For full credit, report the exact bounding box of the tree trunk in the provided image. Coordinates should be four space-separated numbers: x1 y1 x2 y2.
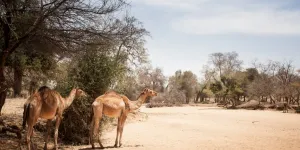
200 96 204 102
195 91 200 103
297 95 300 107
0 65 7 115
296 94 300 107
13 66 22 97
285 97 289 104
186 97 189 104
269 95 275 104
0 7 12 115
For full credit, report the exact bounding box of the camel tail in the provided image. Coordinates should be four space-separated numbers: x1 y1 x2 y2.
22 103 30 130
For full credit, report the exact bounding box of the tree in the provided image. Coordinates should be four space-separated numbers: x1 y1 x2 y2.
195 66 214 103
0 0 137 114
115 72 139 100
7 47 58 97
248 60 280 104
55 40 148 143
246 68 259 82
167 70 198 104
275 61 297 104
137 66 166 93
209 51 242 78
205 51 243 105
73 51 126 98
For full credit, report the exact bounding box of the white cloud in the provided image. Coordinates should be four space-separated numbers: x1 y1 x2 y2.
132 0 300 35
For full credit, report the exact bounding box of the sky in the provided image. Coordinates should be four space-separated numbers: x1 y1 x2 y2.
128 0 300 77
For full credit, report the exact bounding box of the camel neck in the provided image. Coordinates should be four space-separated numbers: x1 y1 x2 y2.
64 89 76 109
132 93 148 110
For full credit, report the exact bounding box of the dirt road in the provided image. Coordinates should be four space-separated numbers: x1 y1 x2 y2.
74 106 300 150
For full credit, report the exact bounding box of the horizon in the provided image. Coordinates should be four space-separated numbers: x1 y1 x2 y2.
129 0 300 78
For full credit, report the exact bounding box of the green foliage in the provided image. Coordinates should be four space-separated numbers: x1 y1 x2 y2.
55 49 129 144
9 50 57 72
168 70 198 103
71 50 127 98
114 74 139 100
246 68 259 82
210 80 223 94
181 71 198 100
59 96 93 144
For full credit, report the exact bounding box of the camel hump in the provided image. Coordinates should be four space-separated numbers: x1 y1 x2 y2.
38 86 51 98
38 86 50 92
38 86 51 97
103 90 123 99
37 86 57 106
104 90 118 95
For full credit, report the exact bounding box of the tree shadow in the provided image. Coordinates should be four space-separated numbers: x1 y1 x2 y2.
79 144 143 150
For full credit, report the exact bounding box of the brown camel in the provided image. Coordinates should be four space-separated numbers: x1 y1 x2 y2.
22 86 86 150
89 88 157 149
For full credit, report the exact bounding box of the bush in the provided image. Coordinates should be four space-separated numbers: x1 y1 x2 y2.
55 51 126 144
146 89 186 108
296 107 300 113
58 96 93 144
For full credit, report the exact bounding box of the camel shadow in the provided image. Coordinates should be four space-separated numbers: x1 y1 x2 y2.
79 145 143 150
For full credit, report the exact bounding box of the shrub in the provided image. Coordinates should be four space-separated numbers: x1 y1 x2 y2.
58 96 93 144
146 89 186 108
296 107 300 113
55 51 126 144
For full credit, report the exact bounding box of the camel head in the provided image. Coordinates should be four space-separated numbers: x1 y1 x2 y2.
74 88 87 97
142 88 158 97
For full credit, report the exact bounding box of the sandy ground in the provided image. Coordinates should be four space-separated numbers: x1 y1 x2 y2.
2 98 300 150
75 106 300 150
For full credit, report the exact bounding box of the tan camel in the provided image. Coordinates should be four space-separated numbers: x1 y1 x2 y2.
89 88 157 149
22 86 86 150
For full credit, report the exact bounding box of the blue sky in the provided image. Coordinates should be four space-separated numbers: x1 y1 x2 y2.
129 0 300 77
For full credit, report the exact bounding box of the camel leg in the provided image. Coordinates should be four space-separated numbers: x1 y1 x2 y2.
90 117 95 149
26 122 33 150
114 117 121 147
44 120 51 150
54 116 62 150
90 116 104 149
26 107 39 150
95 116 104 149
91 103 104 149
118 114 127 147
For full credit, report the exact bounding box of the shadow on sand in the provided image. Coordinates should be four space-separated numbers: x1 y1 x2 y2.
79 144 143 150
